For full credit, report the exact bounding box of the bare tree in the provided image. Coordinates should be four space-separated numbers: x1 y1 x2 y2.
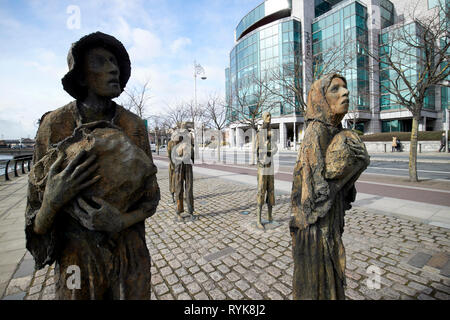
122 79 152 119
163 102 189 129
230 73 275 165
367 1 449 181
204 93 228 161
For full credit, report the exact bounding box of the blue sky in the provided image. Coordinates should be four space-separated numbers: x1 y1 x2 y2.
0 0 262 139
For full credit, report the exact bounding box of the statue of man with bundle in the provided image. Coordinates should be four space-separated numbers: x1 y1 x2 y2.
290 74 369 299
25 32 160 299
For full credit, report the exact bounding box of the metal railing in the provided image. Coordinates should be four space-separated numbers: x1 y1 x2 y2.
1 154 33 181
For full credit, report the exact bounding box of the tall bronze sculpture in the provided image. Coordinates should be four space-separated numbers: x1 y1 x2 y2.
167 129 176 203
290 74 369 300
25 32 160 299
172 125 196 221
255 112 278 230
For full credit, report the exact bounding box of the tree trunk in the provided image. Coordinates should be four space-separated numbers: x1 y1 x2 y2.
409 115 420 182
251 128 256 165
217 132 221 162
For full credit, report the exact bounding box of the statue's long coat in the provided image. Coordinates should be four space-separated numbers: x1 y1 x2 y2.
290 74 367 300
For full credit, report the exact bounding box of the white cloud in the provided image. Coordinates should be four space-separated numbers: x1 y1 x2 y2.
128 28 162 61
170 37 192 54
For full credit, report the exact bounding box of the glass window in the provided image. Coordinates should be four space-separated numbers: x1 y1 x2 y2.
344 18 351 30
312 22 319 33
428 0 440 9
356 2 365 18
343 5 350 18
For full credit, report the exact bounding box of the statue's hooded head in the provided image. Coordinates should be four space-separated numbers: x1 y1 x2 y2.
305 73 349 126
262 111 271 128
61 32 131 100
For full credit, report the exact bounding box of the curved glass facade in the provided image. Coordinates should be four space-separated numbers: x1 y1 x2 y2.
312 1 369 111
236 2 265 41
226 0 447 137
228 18 302 120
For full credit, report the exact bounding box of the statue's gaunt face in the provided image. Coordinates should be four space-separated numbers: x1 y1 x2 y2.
262 112 271 127
83 47 121 98
325 77 349 116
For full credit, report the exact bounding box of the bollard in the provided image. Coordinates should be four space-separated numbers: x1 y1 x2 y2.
384 143 386 153
419 143 422 153
5 160 11 181
14 160 18 177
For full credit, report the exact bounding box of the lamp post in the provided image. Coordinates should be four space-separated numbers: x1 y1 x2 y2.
194 60 207 161
445 107 449 153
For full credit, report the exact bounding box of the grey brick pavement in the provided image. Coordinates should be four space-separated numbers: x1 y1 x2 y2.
1 168 449 300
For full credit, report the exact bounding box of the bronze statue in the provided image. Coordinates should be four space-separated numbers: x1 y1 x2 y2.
167 129 176 203
255 112 278 230
290 74 369 300
172 125 196 221
25 32 160 299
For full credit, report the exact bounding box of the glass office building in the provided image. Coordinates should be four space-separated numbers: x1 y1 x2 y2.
226 0 449 148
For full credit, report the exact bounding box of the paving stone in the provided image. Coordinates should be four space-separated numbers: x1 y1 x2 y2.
6 276 31 296
227 288 243 300
165 274 179 286
13 259 34 279
194 292 210 300
209 289 226 300
417 293 435 300
434 291 450 300
235 279 250 291
28 284 42 296
177 292 191 300
186 282 202 295
266 291 283 300
408 252 432 268
2 291 26 300
194 272 209 284
430 282 450 295
407 282 433 295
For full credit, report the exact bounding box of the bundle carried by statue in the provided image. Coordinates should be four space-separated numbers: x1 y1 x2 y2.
29 121 156 214
324 129 369 180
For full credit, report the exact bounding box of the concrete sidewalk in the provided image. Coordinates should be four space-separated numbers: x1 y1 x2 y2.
154 160 450 230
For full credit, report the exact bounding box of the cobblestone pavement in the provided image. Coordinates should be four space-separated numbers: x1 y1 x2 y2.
1 168 450 300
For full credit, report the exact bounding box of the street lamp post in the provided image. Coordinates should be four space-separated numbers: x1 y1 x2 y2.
445 107 449 153
194 60 207 161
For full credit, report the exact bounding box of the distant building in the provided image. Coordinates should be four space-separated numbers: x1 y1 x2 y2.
225 0 449 149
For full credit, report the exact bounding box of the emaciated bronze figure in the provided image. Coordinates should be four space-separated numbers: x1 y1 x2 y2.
255 112 278 230
167 128 176 203
290 74 369 299
25 32 160 299
172 125 196 221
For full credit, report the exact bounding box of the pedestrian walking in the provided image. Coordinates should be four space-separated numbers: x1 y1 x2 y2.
439 132 447 152
392 136 397 152
396 137 401 152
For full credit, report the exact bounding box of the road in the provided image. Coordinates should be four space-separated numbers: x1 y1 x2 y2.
154 148 450 208
157 149 450 181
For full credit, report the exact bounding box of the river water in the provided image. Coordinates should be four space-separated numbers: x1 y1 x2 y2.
0 154 14 174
